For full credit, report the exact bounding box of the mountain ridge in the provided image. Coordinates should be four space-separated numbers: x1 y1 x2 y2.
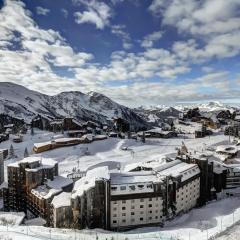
0 82 147 129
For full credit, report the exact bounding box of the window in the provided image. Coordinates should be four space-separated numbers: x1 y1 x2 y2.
155 210 158 213
122 200 126 204
113 207 117 211
156 197 158 200
122 213 126 216
149 210 152 214
113 220 117 224
155 216 158 219
140 199 144 202
131 199 135 203
113 214 117 217
140 218 143 221
111 187 117 191
122 219 126 223
148 204 152 208
122 207 126 210
138 184 144 189
147 184 153 189
131 206 135 209
113 201 117 204
140 205 144 208
131 212 135 215
129 185 136 191
149 198 152 201
120 186 126 191
149 217 152 220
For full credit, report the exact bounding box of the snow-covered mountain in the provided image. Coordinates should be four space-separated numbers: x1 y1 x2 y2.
0 82 147 129
134 106 181 124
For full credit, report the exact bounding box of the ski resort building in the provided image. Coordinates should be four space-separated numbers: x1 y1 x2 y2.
4 156 58 212
28 176 73 225
0 149 8 185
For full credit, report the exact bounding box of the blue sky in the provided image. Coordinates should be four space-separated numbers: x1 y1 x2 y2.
0 0 240 107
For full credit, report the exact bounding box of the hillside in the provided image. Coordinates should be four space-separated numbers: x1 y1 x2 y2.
0 82 147 129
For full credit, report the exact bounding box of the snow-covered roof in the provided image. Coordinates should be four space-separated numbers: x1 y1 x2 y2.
81 134 93 141
124 157 167 172
33 141 51 148
110 171 161 185
31 185 62 200
31 176 72 200
72 166 110 199
46 176 73 190
8 156 57 170
51 192 71 208
154 160 200 182
216 145 238 154
4 124 14 128
94 135 107 140
54 138 81 143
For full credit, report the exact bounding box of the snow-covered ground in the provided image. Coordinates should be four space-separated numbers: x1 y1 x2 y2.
1 128 229 180
1 128 240 240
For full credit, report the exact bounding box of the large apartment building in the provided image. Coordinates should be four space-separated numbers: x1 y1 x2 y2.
3 156 201 230
64 160 200 230
3 156 58 212
110 171 164 229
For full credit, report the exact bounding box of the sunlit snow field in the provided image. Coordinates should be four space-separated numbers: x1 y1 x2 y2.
1 128 240 240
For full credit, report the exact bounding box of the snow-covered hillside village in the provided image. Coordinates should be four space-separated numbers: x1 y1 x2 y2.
0 83 240 240
1 0 240 240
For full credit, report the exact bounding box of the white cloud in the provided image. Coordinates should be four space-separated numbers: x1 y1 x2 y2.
149 0 240 37
61 9 68 18
111 25 132 49
74 0 112 29
36 6 50 16
141 31 163 48
0 0 239 106
149 0 240 63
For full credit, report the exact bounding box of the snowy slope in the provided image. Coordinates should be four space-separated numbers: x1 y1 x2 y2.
134 106 181 124
0 82 147 128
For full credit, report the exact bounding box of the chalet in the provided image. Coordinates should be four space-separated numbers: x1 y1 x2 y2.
67 130 87 138
63 118 83 131
12 134 23 143
216 110 233 124
185 108 201 119
224 123 240 137
195 124 213 138
31 114 51 130
108 132 118 138
0 133 9 143
113 117 130 133
0 114 25 134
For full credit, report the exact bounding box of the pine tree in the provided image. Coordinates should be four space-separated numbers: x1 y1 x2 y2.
24 147 29 158
142 131 145 143
31 127 34 136
9 144 15 158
